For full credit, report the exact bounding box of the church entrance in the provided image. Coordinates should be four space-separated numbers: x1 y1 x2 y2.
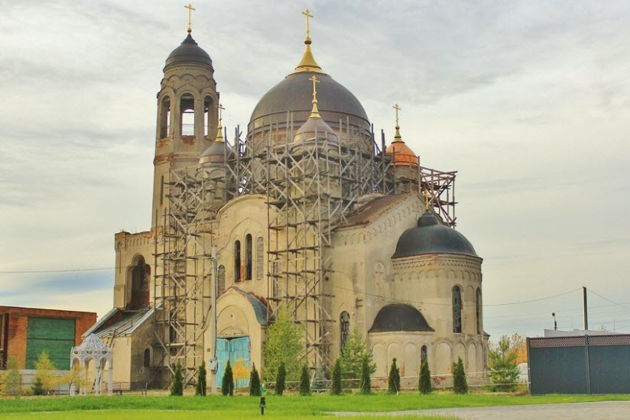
216 336 251 388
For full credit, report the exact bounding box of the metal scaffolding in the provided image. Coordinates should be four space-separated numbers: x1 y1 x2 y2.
420 166 457 227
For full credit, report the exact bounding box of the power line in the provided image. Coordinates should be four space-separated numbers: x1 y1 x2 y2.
588 288 630 313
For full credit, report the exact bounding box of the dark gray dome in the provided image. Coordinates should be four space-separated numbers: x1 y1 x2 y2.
392 212 478 258
164 34 213 71
249 72 368 130
369 304 434 333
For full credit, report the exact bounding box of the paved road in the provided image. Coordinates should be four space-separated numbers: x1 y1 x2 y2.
335 401 630 419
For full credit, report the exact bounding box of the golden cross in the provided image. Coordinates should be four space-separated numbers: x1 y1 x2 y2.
393 103 401 127
422 189 432 208
185 3 196 33
302 8 314 40
309 75 320 99
218 103 225 122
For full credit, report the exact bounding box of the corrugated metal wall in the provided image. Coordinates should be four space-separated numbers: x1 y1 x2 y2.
528 334 630 394
26 317 75 369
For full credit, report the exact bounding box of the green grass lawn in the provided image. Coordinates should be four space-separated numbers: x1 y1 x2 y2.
1 392 629 419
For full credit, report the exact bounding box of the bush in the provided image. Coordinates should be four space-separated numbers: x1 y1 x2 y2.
330 359 342 395
31 377 44 396
249 364 261 396
359 358 371 394
195 361 206 396
419 358 432 394
275 362 286 396
453 357 468 394
170 363 183 396
221 360 234 396
34 352 56 395
339 330 376 386
5 357 22 397
388 358 400 394
488 335 521 391
299 365 310 396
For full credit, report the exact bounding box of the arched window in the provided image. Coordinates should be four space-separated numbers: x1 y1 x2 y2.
476 288 482 334
180 93 195 136
130 256 149 309
143 348 151 368
159 96 171 138
452 286 462 333
234 240 241 282
340 311 350 351
421 345 428 366
256 237 264 280
217 265 226 295
245 234 253 280
203 96 213 137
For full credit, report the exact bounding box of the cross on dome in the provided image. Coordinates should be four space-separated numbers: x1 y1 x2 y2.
185 3 196 33
302 8 314 41
308 75 321 118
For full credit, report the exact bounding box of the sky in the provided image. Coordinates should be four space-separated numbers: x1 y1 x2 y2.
1 0 630 338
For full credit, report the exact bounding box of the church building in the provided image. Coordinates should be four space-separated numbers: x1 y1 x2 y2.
86 8 488 390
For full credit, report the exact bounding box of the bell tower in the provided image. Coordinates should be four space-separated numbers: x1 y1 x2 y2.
152 10 219 228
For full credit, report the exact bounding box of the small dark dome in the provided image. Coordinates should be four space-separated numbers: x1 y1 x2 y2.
369 304 434 333
164 34 213 71
293 116 337 143
392 212 478 258
199 140 232 166
249 72 368 131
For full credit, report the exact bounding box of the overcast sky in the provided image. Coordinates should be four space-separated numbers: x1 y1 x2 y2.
1 0 629 338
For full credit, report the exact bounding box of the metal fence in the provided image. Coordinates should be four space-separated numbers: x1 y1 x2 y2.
527 334 630 394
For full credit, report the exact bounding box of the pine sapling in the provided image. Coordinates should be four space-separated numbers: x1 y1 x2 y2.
275 362 286 396
299 365 310 396
249 364 261 396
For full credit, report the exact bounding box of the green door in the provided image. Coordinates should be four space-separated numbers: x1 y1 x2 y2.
26 317 75 369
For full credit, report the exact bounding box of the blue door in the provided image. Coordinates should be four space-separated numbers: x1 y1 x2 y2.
216 336 251 388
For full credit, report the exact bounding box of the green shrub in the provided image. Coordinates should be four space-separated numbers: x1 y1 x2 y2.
275 362 286 396
31 377 44 396
221 360 234 396
249 364 261 396
195 361 206 396
388 358 400 394
330 359 342 395
453 357 468 394
359 358 371 394
419 358 432 394
299 365 310 396
488 335 520 391
263 306 303 384
170 363 183 396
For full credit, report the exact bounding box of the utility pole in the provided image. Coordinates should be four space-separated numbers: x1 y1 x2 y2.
552 312 558 331
583 286 589 331
209 245 219 394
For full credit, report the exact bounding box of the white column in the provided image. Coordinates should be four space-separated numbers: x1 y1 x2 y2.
107 357 113 395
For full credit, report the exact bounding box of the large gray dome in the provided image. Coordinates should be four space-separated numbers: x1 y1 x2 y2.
248 72 369 132
392 212 478 258
164 34 213 71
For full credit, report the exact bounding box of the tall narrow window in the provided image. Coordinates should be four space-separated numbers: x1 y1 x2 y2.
476 288 482 334
143 348 151 368
245 234 253 280
421 345 428 366
234 240 241 282
203 96 212 137
159 96 171 138
160 175 164 205
256 237 264 280
340 311 350 351
217 265 226 294
452 286 462 333
130 256 149 309
180 93 195 136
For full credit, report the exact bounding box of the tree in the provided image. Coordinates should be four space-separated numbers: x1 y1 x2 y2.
299 365 310 396
388 358 400 394
5 357 22 397
59 363 87 395
33 352 56 395
419 358 432 394
31 377 44 396
339 330 376 386
488 335 521 391
249 364 261 396
359 358 371 394
263 306 303 383
275 362 286 395
170 363 183 396
222 360 234 396
195 361 207 396
330 358 342 395
452 357 468 394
